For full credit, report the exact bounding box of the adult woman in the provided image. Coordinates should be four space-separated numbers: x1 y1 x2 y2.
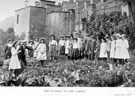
36 39 47 66
49 35 58 60
121 34 130 62
9 41 21 76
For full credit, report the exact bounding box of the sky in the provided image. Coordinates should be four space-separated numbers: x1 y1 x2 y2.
0 0 67 21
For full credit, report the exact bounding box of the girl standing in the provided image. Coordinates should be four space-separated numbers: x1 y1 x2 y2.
68 35 74 60
36 39 47 66
9 41 21 77
99 39 107 60
106 37 111 61
65 36 70 58
49 35 58 60
58 36 65 57
72 38 79 60
33 38 39 58
121 34 130 63
76 34 82 59
110 36 116 63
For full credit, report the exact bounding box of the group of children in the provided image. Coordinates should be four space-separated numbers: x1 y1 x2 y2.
5 33 129 67
99 33 130 64
31 34 86 65
26 33 130 65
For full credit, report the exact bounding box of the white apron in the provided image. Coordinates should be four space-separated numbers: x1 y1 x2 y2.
9 47 21 70
36 44 47 60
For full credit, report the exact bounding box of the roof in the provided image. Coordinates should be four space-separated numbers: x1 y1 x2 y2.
46 4 60 7
40 0 55 3
62 1 76 10
48 11 70 14
75 0 100 4
15 6 46 12
96 0 114 7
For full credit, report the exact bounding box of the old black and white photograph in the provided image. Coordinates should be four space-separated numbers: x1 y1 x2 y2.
0 0 135 96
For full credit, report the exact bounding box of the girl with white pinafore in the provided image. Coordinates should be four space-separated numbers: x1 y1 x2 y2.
65 36 70 57
114 35 123 59
121 35 130 60
9 41 21 76
110 36 116 59
36 39 47 66
99 39 107 59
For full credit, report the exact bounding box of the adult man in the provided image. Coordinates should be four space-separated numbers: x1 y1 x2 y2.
17 41 33 66
85 36 96 60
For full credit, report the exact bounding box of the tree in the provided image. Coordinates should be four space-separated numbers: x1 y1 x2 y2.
6 28 15 41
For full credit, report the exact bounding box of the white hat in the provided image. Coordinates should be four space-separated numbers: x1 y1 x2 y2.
116 33 121 37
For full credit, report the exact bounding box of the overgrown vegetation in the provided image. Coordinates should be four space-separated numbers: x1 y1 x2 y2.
86 11 135 49
0 58 135 87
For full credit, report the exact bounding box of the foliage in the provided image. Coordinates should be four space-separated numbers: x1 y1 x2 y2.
1 58 135 87
86 11 135 49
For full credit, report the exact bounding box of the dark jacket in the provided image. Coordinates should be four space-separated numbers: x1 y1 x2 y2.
18 45 33 60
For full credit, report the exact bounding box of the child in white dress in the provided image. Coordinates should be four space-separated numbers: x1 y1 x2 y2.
110 36 116 63
36 39 47 66
121 35 130 61
99 39 107 59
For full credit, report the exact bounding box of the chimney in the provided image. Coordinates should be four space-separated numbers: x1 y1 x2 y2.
35 1 41 7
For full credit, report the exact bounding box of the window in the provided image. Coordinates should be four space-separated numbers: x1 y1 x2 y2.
17 14 19 24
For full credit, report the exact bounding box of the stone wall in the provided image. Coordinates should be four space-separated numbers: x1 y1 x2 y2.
14 7 31 40
95 0 121 14
29 7 46 40
14 6 46 40
46 11 70 38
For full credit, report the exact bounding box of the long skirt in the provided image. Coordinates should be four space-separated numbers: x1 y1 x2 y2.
72 48 79 60
79 47 85 58
68 47 73 57
49 45 57 57
59 46 65 55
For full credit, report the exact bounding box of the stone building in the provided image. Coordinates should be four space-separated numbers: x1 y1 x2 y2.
14 0 135 40
14 0 71 40
14 6 46 40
